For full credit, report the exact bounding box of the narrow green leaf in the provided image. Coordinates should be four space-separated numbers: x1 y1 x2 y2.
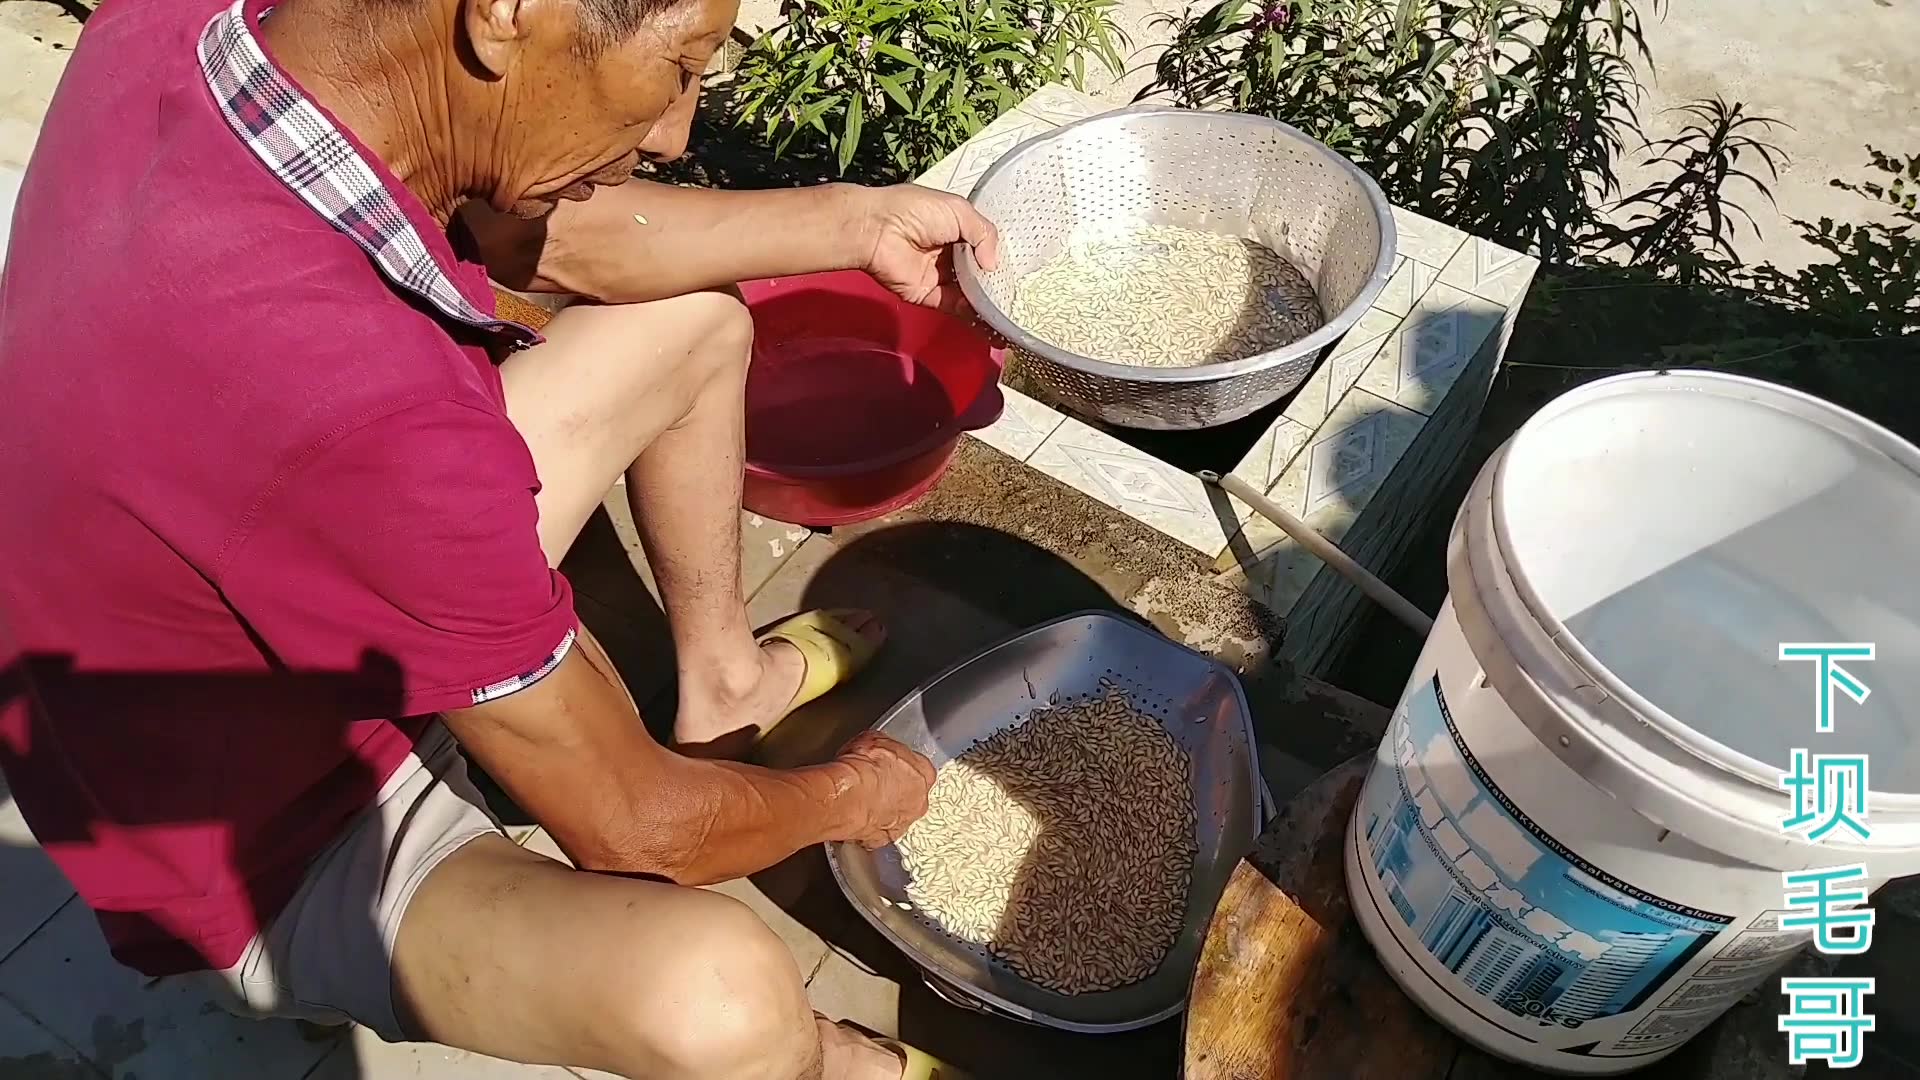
796 93 842 132
875 72 916 111
804 43 838 74
872 41 921 65
838 95 864 173
917 67 951 112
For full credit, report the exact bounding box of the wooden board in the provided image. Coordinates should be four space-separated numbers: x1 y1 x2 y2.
1183 753 1458 1080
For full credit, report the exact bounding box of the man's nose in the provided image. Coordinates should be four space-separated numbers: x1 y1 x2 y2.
640 81 700 162
640 118 692 163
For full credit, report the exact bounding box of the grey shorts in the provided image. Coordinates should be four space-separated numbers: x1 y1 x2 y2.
182 723 502 1041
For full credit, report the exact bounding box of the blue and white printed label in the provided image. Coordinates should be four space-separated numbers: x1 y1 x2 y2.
1358 674 1738 1058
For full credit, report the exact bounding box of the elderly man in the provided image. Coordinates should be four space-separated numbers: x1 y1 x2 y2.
0 0 1000 1072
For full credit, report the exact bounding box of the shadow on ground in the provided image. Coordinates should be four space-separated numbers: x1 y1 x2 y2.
0 652 385 1078
748 520 1182 1078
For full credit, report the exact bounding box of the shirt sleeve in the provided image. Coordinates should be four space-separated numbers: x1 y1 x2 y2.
217 398 577 718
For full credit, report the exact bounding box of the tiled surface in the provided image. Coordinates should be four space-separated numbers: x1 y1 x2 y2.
1028 417 1230 554
1372 256 1441 317
741 511 816 600
917 84 1535 674
597 486 814 604
0 900 337 1080
1389 204 1470 269
1228 389 1428 613
1438 235 1540 308
0 165 21 263
1355 283 1506 417
971 383 1066 462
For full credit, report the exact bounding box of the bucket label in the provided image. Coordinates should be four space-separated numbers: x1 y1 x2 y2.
1358 674 1736 1056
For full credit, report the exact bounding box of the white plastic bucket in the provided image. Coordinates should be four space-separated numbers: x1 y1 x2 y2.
1344 370 1920 1073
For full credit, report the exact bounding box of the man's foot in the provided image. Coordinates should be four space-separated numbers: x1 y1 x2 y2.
820 1017 968 1079
673 609 886 757
674 637 808 754
818 1017 909 1080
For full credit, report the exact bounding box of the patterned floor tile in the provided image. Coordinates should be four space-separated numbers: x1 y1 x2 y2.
1279 306 1401 432
1372 256 1442 317
1235 389 1427 612
950 121 1053 196
1438 236 1539 307
1027 418 1230 553
0 901 335 1080
518 825 571 865
1389 205 1469 269
1355 283 1505 416
967 383 1065 462
1225 415 1314 516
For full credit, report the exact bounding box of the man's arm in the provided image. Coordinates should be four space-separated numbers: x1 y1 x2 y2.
462 182 872 304
443 627 932 883
458 180 996 308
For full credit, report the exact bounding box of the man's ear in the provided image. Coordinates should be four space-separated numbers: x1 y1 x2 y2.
465 0 533 78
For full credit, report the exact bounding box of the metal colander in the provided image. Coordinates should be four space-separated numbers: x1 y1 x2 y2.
826 611 1264 1033
955 107 1397 430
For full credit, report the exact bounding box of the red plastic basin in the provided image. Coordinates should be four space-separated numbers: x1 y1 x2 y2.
740 269 1004 527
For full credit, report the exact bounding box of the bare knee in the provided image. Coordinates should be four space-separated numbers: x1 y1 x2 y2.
672 287 754 385
628 287 753 427
606 890 817 1080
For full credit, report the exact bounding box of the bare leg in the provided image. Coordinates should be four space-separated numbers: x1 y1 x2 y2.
612 306 804 752
390 835 903 1079
500 292 878 754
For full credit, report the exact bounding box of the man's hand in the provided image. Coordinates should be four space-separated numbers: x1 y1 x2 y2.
833 730 937 848
856 185 1002 316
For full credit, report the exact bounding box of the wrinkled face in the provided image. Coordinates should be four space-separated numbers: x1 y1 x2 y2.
465 0 737 217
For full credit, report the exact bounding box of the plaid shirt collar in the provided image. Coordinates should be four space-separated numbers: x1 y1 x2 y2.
196 0 536 342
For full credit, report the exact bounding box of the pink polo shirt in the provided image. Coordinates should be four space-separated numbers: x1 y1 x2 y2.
0 0 576 974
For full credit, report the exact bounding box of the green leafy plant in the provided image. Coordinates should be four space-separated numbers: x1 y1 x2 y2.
1507 146 1919 427
1594 97 1787 285
1749 147 1920 338
1146 0 1657 264
729 0 1125 181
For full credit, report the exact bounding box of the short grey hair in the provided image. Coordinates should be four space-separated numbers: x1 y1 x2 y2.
571 0 683 56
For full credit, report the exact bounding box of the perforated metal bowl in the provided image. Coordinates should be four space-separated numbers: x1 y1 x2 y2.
955 107 1397 430
826 611 1263 1033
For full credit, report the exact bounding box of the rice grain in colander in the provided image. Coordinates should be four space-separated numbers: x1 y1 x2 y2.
1009 224 1324 370
895 682 1198 995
